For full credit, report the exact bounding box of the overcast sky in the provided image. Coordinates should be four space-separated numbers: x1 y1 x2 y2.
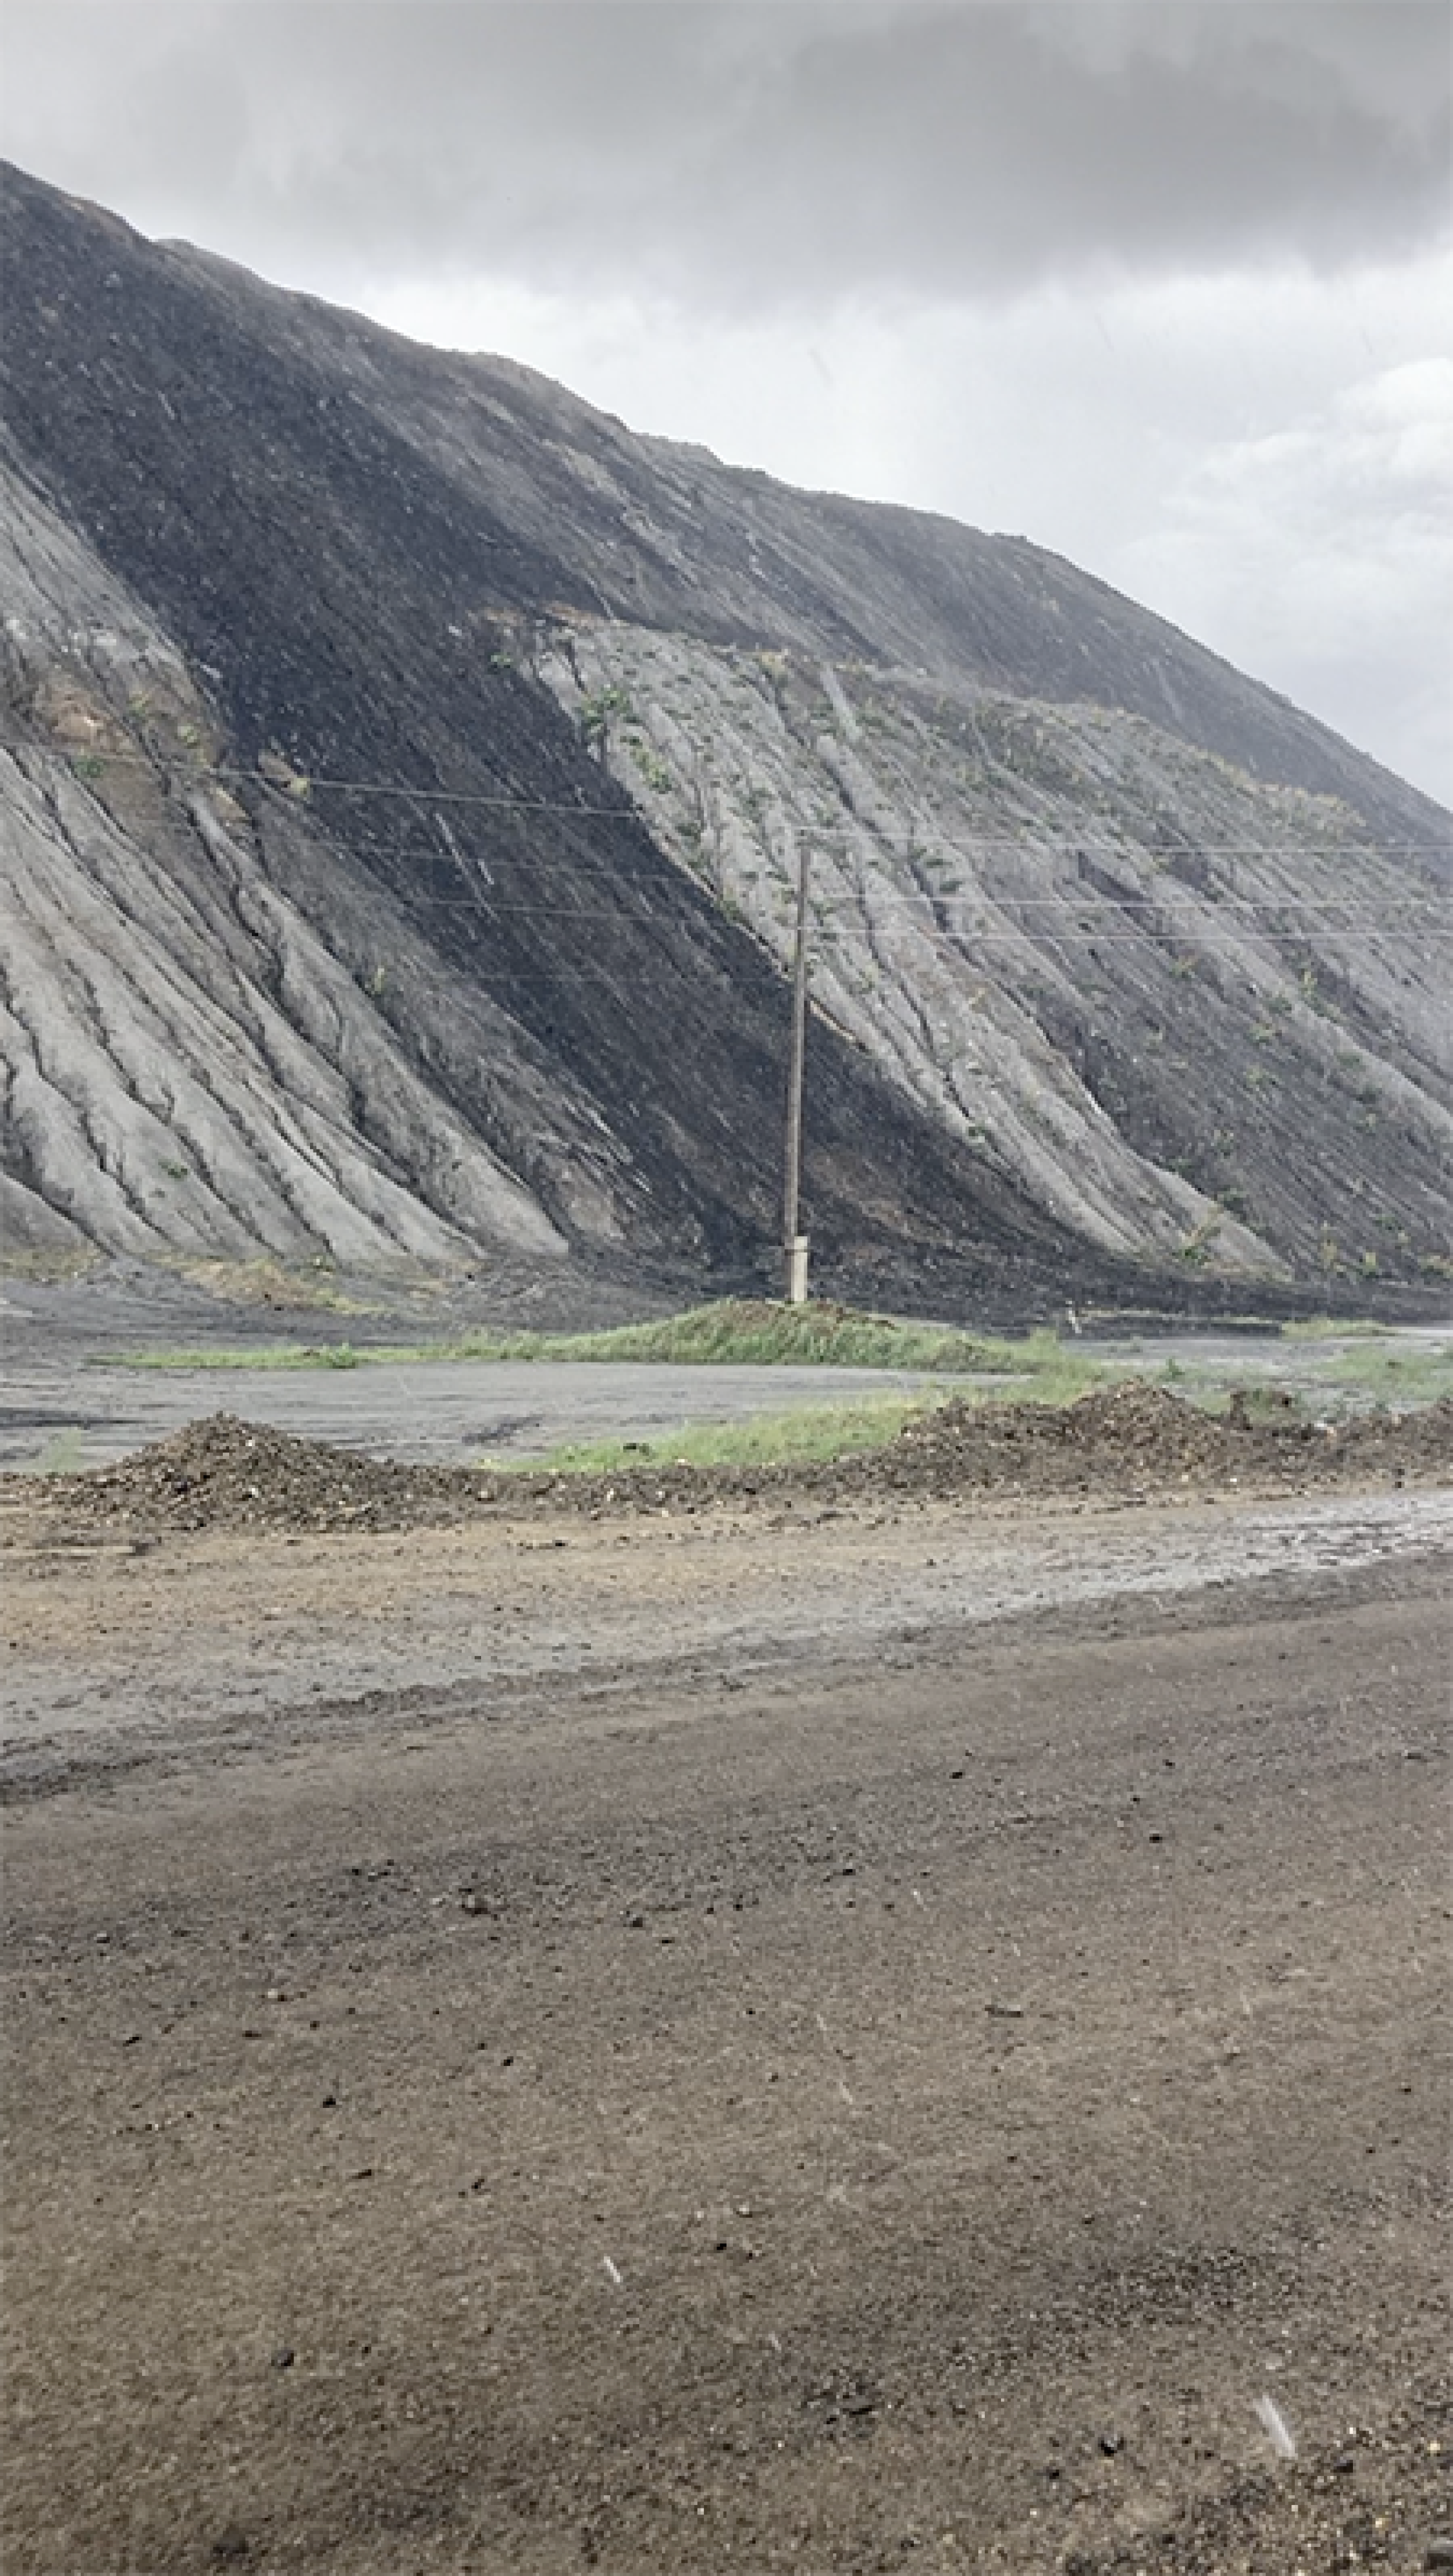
4 1 1449 801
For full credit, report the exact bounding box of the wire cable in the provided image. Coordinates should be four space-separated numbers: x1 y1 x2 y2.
13 738 1449 862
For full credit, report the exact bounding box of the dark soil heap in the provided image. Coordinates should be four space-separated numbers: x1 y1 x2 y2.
23 1389 1453 1538
62 1413 487 1534
886 1381 1453 1497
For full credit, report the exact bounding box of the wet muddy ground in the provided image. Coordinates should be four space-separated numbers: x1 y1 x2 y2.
2 1419 1449 2574
0 1272 956 1480
2 1264 1448 1477
0 1351 949 1476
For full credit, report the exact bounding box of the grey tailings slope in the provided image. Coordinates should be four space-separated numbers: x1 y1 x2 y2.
1 160 1448 1298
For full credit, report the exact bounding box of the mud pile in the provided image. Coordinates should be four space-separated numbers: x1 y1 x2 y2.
47 1413 498 1535
879 1381 1453 1498
23 1387 1453 1537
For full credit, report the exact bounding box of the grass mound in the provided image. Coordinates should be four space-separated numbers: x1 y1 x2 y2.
108 1299 1088 1380
506 1299 1020 1370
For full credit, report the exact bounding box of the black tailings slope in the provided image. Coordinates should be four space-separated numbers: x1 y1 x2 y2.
1 161 1134 1301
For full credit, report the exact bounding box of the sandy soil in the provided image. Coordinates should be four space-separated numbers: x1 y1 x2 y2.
2 1470 1450 2575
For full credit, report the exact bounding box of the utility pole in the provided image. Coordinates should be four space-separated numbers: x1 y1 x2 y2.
782 828 811 1304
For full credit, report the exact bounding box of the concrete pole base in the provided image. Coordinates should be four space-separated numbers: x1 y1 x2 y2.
784 1236 810 1306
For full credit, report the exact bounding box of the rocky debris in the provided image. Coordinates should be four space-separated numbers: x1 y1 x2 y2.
15 1387 1451 1539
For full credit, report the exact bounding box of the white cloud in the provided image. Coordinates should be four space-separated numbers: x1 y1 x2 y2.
4 1 1448 303
363 247 1453 802
1115 336 1453 803
4 4 1448 802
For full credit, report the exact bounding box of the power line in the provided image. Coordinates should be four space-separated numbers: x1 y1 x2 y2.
12 740 1449 862
301 896 1452 927
15 740 1449 941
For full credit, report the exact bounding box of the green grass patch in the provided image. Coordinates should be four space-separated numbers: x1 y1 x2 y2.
28 1428 88 1475
101 1300 1090 1379
1279 1315 1390 1341
488 1363 1110 1478
106 1340 367 1371
166 1255 376 1316
1328 1340 1453 1407
0 1248 101 1284
1166 1327 1452 1416
1154 1339 1453 1419
500 1299 1022 1370
994 1346 1107 1407
486 1394 937 1475
1155 1358 1289 1406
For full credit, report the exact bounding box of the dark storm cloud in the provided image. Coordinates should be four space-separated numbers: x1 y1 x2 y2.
5 1 1449 308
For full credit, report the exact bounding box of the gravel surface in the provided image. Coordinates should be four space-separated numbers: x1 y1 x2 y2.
2 1399 1448 2574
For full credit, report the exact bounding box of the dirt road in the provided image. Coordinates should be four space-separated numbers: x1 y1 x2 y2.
2 1477 1449 2574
